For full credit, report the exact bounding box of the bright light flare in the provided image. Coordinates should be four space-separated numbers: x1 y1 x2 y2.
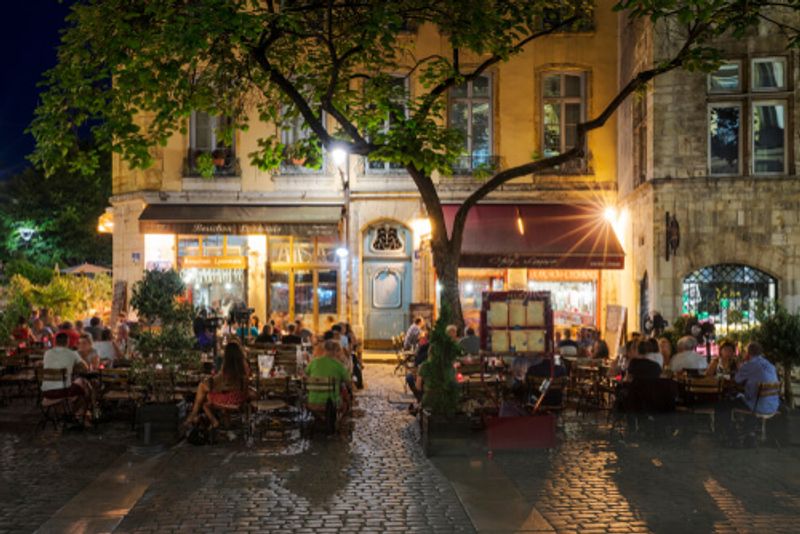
331 147 348 167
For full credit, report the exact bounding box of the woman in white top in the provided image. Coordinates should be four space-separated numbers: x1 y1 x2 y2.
94 328 120 364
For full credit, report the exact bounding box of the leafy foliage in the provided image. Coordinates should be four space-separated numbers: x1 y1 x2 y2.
2 259 55 286
420 304 462 417
752 305 800 402
130 269 188 326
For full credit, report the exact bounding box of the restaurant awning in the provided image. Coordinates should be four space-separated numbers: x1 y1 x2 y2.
139 204 342 237
442 203 624 269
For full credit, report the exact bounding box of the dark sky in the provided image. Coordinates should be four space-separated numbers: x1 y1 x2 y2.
1 2 71 179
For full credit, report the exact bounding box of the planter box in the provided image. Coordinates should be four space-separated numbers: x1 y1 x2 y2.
485 414 556 450
136 403 180 445
420 410 481 457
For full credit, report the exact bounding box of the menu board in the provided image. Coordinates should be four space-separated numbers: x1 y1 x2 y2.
480 291 553 355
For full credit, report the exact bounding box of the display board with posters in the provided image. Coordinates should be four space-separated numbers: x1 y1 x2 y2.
479 291 553 355
604 305 627 356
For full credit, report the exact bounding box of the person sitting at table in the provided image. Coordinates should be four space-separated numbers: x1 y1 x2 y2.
255 324 278 344
591 339 610 360
86 316 104 341
657 337 673 369
406 335 430 402
77 334 100 371
557 329 579 355
626 339 662 382
94 328 119 366
42 332 92 426
706 340 738 377
58 322 81 350
640 337 664 369
31 319 53 345
281 323 303 345
11 316 35 344
403 317 424 351
669 336 707 375
185 342 250 429
305 339 352 414
458 327 480 355
296 320 314 344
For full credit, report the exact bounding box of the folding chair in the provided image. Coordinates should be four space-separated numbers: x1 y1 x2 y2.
98 368 137 426
732 381 781 442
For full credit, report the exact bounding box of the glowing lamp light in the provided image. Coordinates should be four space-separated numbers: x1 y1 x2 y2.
224 283 232 291
331 147 348 167
97 209 114 234
515 207 525 235
335 247 349 259
603 206 618 223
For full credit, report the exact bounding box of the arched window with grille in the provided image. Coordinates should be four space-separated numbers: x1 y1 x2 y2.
681 263 777 328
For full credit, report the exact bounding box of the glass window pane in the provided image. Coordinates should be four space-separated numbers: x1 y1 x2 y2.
565 125 577 149
293 238 314 263
178 237 200 257
709 106 740 175
753 59 785 90
471 102 490 156
450 102 469 152
316 238 338 263
225 235 246 256
709 63 740 93
193 112 212 151
565 103 581 124
294 270 314 314
269 237 291 263
472 76 490 98
317 270 338 314
543 103 561 156
451 82 468 98
543 75 561 97
269 271 289 313
202 235 224 257
753 103 785 173
564 75 582 98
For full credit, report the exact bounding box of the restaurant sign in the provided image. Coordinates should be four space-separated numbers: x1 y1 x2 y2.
140 221 339 237
461 253 624 270
180 256 248 269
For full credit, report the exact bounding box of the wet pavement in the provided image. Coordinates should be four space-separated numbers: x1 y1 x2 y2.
3 362 800 533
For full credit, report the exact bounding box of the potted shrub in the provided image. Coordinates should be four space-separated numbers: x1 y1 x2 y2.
419 305 475 456
753 305 800 407
211 148 227 167
130 269 198 445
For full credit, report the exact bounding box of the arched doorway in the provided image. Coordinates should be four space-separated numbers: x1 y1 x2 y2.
681 263 777 329
362 222 413 347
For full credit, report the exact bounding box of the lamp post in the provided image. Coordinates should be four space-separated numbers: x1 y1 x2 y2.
332 147 351 322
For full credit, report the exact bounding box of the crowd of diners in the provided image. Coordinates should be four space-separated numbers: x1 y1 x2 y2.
400 317 780 441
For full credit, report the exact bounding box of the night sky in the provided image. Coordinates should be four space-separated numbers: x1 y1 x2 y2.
1 1 70 179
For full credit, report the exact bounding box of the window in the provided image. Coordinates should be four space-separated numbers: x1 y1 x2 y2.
708 104 741 175
449 75 493 172
367 77 407 172
542 73 585 158
682 264 777 329
189 112 236 176
753 101 787 173
707 57 790 176
280 109 324 173
708 62 741 93
752 58 786 91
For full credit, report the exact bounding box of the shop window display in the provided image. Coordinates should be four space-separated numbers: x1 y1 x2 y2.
527 280 596 327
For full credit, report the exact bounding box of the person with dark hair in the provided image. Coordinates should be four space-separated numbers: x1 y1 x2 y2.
185 342 250 429
295 320 313 343
639 337 664 369
255 324 278 344
58 321 80 349
627 338 663 380
592 339 610 359
86 317 104 341
43 332 91 424
403 317 424 351
11 316 34 343
94 328 119 364
706 341 738 377
77 334 100 371
281 323 302 345
459 327 480 355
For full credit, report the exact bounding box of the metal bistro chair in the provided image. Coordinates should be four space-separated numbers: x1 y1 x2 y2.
37 368 76 431
0 353 37 404
98 367 138 426
732 381 782 442
304 376 339 435
253 376 299 440
677 376 723 433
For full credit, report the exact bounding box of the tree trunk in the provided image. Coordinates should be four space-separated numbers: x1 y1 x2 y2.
431 237 464 330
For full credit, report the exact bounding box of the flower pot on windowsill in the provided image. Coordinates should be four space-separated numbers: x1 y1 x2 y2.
290 157 307 166
212 158 226 167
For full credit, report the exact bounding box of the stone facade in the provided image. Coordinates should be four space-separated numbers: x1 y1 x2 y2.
617 12 800 332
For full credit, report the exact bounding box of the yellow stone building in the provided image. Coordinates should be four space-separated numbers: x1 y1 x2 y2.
111 1 626 346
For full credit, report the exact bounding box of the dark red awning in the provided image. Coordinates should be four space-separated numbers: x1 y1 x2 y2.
442 203 624 269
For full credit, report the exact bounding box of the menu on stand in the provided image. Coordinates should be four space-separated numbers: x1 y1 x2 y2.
480 291 553 356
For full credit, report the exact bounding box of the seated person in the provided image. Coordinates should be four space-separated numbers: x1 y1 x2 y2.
405 337 430 401
591 339 610 360
639 337 665 369
669 336 708 374
734 341 779 415
12 316 34 344
94 328 120 365
557 329 579 356
255 324 278 344
626 339 663 382
281 323 303 345
58 322 81 349
42 333 91 424
305 339 352 412
185 342 250 429
458 327 480 355
706 341 738 377
77 334 101 371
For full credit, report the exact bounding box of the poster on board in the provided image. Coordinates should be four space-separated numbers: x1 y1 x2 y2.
604 305 627 355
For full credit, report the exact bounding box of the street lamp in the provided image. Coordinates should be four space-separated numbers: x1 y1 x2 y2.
18 227 35 242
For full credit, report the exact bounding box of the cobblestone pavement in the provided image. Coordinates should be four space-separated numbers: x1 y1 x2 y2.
492 416 800 533
0 402 130 533
114 364 475 533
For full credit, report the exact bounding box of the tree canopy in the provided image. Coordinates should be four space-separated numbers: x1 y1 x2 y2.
30 0 800 321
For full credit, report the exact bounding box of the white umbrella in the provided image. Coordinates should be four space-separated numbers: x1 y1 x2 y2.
61 262 112 276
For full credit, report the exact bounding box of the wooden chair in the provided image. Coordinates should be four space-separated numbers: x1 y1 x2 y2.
677 376 722 432
304 376 339 434
0 354 37 404
37 368 76 430
206 378 253 444
253 376 299 439
98 368 138 425
732 382 781 442
274 351 300 377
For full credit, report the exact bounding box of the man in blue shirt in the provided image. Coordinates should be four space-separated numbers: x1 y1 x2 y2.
735 341 779 414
